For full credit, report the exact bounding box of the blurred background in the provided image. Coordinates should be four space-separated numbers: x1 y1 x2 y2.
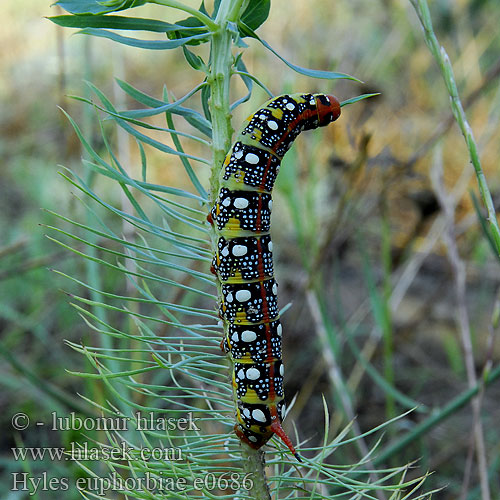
1 0 499 498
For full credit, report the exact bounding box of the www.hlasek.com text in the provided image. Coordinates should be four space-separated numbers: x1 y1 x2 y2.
12 442 182 462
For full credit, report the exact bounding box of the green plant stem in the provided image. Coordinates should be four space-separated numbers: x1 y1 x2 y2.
373 362 500 465
381 195 395 424
207 1 271 499
0 342 95 417
410 0 500 258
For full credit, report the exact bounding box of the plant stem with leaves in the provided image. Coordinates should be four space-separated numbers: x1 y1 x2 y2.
409 0 500 257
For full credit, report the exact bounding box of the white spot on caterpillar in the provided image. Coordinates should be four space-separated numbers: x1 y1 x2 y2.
234 150 243 159
233 197 249 209
241 330 257 342
245 153 259 164
272 283 278 295
221 246 229 257
286 102 295 110
267 120 278 130
252 409 267 422
222 197 231 207
237 368 245 380
235 290 251 302
268 241 273 252
231 332 239 342
277 324 282 337
243 408 251 417
246 367 260 380
259 114 266 120
268 200 273 211
232 245 248 257
226 292 233 303
248 435 258 442
279 364 284 376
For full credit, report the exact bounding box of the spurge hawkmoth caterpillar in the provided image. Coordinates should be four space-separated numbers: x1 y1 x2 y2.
208 93 341 461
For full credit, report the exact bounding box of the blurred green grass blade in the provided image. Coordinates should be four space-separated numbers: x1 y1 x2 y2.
49 14 205 33
373 363 500 466
77 28 210 49
238 22 360 82
344 332 427 413
360 239 400 421
0 342 95 417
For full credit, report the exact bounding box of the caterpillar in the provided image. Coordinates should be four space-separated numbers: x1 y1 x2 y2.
208 93 341 461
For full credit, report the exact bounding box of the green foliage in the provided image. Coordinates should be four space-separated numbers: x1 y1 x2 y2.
44 0 435 499
3 1 500 498
55 0 147 14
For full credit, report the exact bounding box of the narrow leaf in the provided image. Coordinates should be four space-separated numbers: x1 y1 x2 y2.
163 89 208 200
230 56 254 110
117 79 212 137
56 0 144 14
48 15 205 33
239 22 360 82
77 28 210 50
84 81 211 166
341 93 380 107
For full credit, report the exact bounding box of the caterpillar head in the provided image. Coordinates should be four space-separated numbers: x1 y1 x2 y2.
315 94 341 126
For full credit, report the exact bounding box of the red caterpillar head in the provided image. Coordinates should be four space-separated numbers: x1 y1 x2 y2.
315 94 341 126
